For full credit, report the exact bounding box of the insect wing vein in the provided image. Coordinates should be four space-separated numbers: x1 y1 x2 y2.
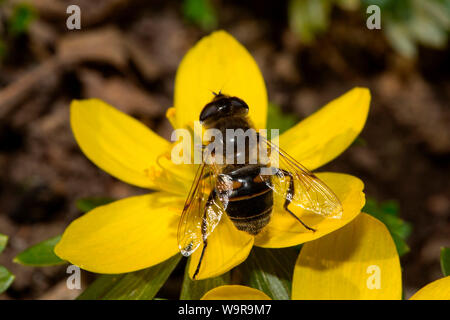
177 163 225 257
259 135 343 219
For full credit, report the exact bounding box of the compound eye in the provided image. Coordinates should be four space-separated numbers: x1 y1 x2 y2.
230 97 249 115
199 103 220 122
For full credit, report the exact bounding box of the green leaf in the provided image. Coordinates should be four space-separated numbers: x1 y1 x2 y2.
8 3 37 35
387 0 414 21
78 254 182 300
0 266 14 295
363 197 412 256
378 0 450 57
414 0 450 30
75 197 115 213
182 0 217 31
391 233 410 256
409 11 447 48
378 213 411 239
441 247 450 277
76 274 126 300
384 21 417 58
379 200 400 216
266 102 298 139
0 233 7 254
365 200 411 239
237 247 297 300
14 235 65 266
180 258 231 300
289 0 331 43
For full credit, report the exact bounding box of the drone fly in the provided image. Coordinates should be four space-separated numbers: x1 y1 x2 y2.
178 93 343 279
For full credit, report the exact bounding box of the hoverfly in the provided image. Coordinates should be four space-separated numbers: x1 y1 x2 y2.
178 93 343 279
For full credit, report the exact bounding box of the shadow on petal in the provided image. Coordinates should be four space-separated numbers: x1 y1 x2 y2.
201 285 271 300
292 213 402 300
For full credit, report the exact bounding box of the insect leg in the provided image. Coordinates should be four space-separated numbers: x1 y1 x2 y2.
193 189 216 280
280 169 316 232
192 239 207 280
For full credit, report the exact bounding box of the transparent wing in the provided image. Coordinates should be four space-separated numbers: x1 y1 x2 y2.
259 135 343 219
177 162 228 257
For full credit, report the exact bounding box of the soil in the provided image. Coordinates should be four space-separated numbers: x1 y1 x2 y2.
0 0 448 299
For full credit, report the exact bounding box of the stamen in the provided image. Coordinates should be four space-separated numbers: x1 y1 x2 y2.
165 107 177 129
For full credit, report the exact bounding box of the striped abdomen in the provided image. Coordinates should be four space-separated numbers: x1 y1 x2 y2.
219 165 273 235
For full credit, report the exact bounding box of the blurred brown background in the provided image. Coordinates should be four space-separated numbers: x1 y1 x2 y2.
0 0 449 299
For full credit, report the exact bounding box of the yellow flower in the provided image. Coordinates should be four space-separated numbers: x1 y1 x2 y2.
55 30 370 280
205 253 450 301
292 213 402 299
201 285 271 300
409 276 450 300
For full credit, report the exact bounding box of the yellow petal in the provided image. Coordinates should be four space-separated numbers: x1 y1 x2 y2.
71 99 172 190
254 172 365 248
55 193 183 274
279 88 370 170
410 276 450 300
292 213 402 300
174 30 267 130
166 107 177 129
189 214 254 280
201 285 271 300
